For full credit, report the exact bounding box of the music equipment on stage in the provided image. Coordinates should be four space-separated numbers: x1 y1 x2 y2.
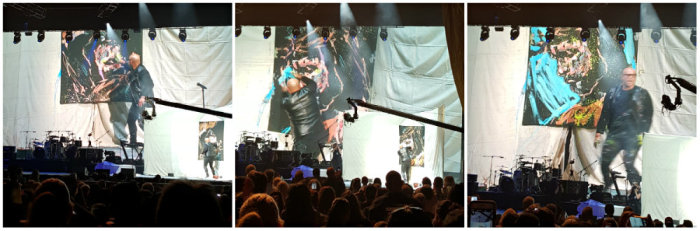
610 170 625 197
498 176 515 193
78 148 105 162
558 180 589 201
4 146 16 161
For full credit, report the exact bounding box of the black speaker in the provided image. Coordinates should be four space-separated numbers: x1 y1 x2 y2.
273 150 298 166
79 148 104 162
559 180 589 201
121 168 135 180
4 146 16 161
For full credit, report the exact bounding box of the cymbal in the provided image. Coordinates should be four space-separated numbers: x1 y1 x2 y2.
519 161 533 164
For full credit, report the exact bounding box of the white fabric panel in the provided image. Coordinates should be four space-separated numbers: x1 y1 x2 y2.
467 26 531 185
232 26 276 137
641 134 699 223
142 26 232 110
144 106 233 180
372 27 462 175
637 28 696 137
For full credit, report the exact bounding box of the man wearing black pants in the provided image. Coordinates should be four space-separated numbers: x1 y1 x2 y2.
126 53 154 147
201 137 218 178
595 67 653 191
398 138 415 183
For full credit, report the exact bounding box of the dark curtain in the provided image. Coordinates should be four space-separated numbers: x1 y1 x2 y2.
442 3 464 109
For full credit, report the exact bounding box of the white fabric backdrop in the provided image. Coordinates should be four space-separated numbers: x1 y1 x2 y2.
3 27 232 178
642 134 699 224
467 26 696 189
371 27 462 175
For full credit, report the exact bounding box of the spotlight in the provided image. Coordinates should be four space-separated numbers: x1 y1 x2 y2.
617 27 626 45
322 27 330 42
13 32 21 44
179 28 187 42
263 26 271 39
121 30 129 41
93 30 101 41
480 26 489 41
379 27 387 41
545 27 555 43
235 25 241 37
37 30 45 43
65 31 73 43
292 27 300 39
580 28 590 42
651 28 661 43
691 29 696 46
510 25 519 40
349 27 357 39
24 31 32 36
148 28 156 41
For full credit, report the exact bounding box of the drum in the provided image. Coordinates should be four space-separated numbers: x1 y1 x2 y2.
514 168 538 193
33 147 45 159
73 140 82 147
498 176 515 192
255 137 263 144
49 135 60 141
534 163 544 171
270 141 279 149
60 136 68 143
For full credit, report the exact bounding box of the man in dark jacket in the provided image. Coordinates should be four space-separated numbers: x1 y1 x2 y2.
595 67 653 189
126 52 154 147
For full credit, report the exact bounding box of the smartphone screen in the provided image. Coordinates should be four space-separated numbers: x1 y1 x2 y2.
470 196 478 202
630 217 644 227
469 209 492 227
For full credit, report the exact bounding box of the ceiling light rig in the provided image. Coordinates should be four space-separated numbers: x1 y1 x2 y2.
510 25 519 40
617 27 626 45
263 26 271 39
480 25 489 41
580 27 590 42
545 27 555 43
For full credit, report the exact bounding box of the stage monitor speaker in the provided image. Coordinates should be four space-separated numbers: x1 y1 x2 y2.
4 146 16 161
16 149 32 160
272 150 299 167
79 148 104 162
96 169 110 179
559 180 589 201
121 168 135 180
468 174 478 183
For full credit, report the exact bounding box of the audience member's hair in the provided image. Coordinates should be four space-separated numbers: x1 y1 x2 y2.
442 208 465 227
350 178 361 193
235 176 246 194
318 186 336 215
277 181 289 200
28 192 71 226
433 176 444 189
239 193 283 227
313 168 320 179
422 177 431 187
603 217 619 227
682 220 693 227
342 191 368 227
413 193 425 205
282 183 319 227
605 203 614 217
373 177 382 186
387 206 432 227
156 181 224 227
499 208 519 227
562 215 579 227
618 211 636 227
236 211 264 227
264 169 275 185
580 206 595 225
665 217 675 228
245 164 256 175
654 219 664 227
516 212 540 227
247 171 267 194
522 196 535 211
361 176 369 186
374 221 388 227
385 171 403 192
326 198 351 227
364 184 377 206
449 183 464 207
272 177 282 188
270 190 285 212
292 170 305 183
536 207 555 227
401 184 413 199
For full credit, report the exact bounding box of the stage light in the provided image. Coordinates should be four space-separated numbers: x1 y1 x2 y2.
263 26 271 39
379 27 387 41
93 30 101 41
235 25 241 37
545 27 554 43
37 30 45 42
65 31 73 43
651 28 662 43
148 28 156 41
617 27 626 45
121 30 129 41
292 27 301 39
179 28 187 42
480 26 489 41
349 27 357 39
691 29 696 46
24 31 32 36
322 27 330 42
510 25 519 40
13 32 21 44
580 27 590 42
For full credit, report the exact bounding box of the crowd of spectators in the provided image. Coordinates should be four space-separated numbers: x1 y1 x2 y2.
480 196 693 228
4 166 232 227
236 164 465 227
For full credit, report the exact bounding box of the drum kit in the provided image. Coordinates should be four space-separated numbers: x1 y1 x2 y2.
496 155 561 194
23 130 82 160
237 131 279 162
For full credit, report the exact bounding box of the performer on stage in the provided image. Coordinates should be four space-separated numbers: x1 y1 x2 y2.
126 52 154 147
279 58 328 162
398 138 415 183
201 137 218 178
595 67 653 190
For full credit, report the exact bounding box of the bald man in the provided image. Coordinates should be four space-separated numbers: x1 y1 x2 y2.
126 52 154 147
595 66 652 190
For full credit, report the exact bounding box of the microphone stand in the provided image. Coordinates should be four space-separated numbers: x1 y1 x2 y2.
482 155 504 189
578 160 598 182
198 83 207 109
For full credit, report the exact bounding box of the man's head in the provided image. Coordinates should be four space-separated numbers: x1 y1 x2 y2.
204 138 210 144
621 67 637 90
129 53 141 70
385 171 403 192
